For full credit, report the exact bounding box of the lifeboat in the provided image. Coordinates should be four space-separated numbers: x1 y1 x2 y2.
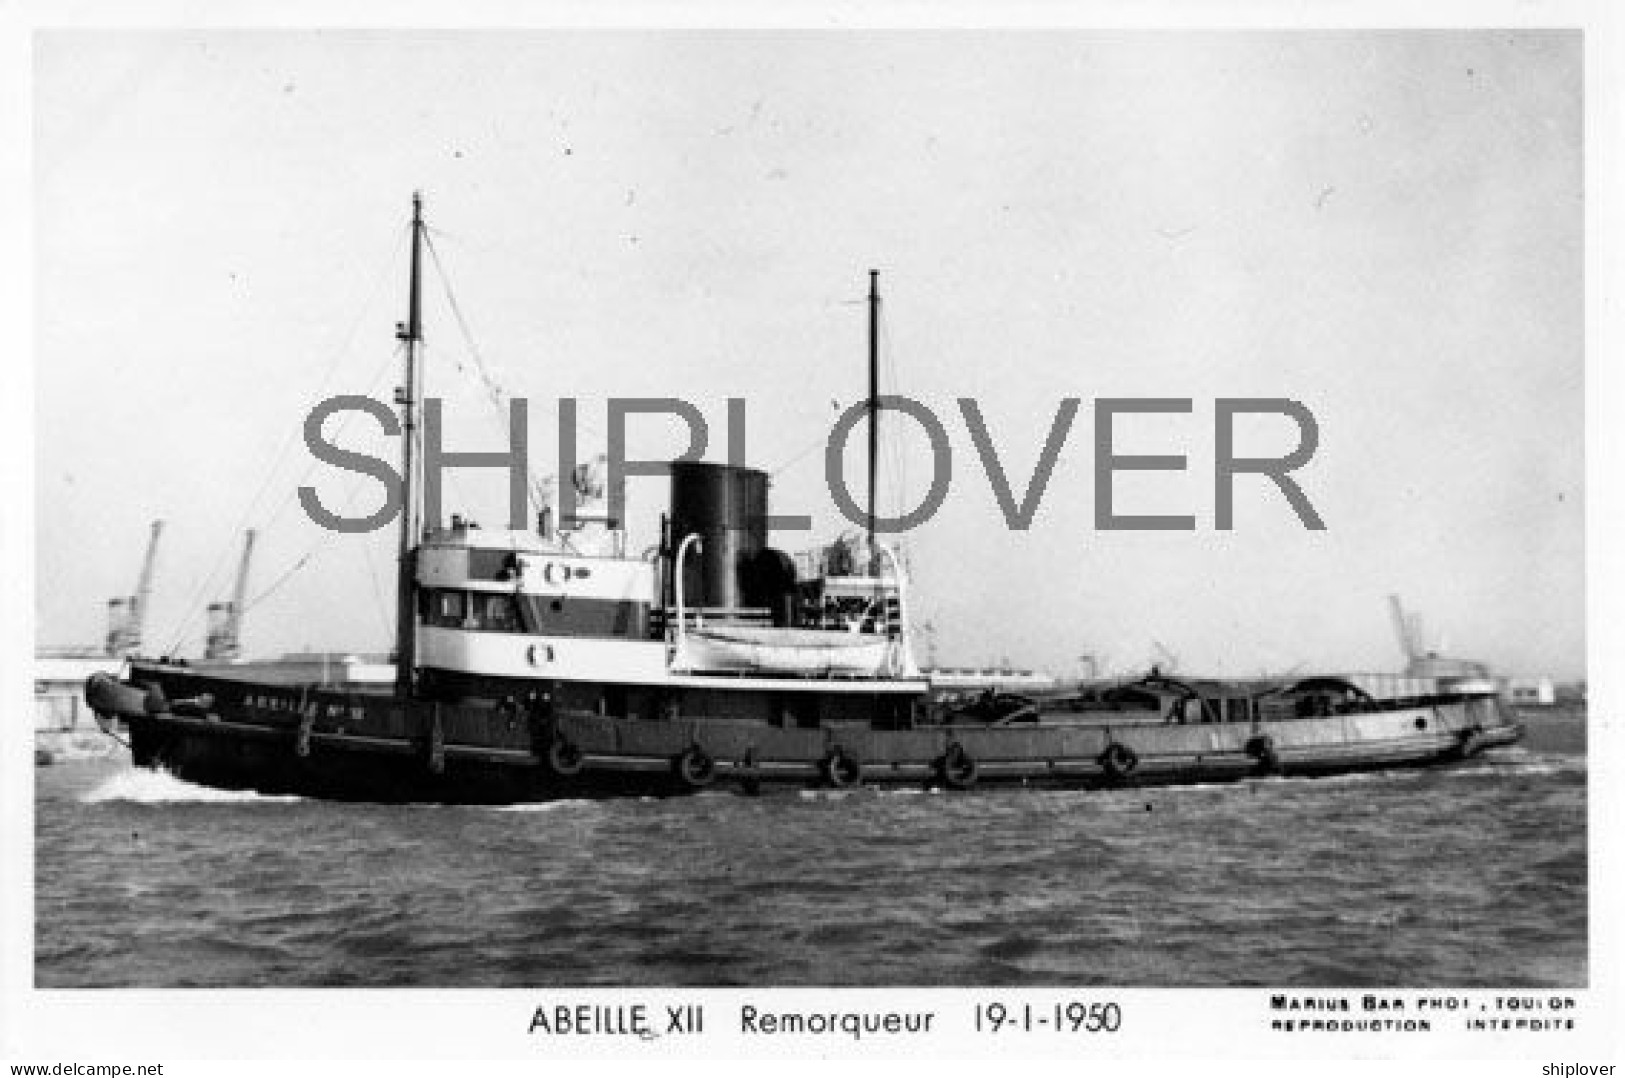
675 624 899 676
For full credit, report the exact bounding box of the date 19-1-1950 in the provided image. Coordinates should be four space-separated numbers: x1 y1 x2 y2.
974 1001 1123 1035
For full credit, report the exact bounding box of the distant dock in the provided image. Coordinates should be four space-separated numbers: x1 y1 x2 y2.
35 647 126 764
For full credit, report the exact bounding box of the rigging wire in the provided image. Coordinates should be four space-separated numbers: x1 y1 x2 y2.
251 343 407 541
239 552 316 615
154 228 408 657
243 338 434 647
423 228 560 515
878 299 910 529
357 528 395 645
155 212 639 657
226 225 410 538
768 424 835 480
422 232 525 447
767 289 873 481
158 341 406 656
240 464 392 615
423 222 604 484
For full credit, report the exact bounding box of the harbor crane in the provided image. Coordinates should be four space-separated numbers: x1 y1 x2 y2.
106 520 164 657
1386 592 1494 689
205 530 258 662
1151 639 1181 674
1388 593 1439 671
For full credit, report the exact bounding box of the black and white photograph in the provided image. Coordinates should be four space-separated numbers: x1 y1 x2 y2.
2 3 1616 1071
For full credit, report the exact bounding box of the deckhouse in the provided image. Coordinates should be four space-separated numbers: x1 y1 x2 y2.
410 458 925 731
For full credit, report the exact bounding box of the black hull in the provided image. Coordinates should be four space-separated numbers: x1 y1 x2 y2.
104 666 1525 805
125 715 662 803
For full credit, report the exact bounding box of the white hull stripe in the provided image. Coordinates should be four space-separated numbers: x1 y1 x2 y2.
416 625 927 693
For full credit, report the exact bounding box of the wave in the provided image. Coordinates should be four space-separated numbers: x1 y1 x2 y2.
486 799 599 813
1220 751 1586 788
1035 752 1584 804
1437 756 1587 779
81 766 303 804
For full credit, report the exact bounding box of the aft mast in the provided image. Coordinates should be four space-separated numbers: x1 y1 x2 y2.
867 269 879 574
394 192 425 698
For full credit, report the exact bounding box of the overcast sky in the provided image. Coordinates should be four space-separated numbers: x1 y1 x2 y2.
33 30 1583 679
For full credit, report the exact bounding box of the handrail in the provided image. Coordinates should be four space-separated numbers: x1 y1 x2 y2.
670 533 703 666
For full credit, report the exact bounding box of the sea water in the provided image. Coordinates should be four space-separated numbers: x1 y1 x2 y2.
32 716 1586 987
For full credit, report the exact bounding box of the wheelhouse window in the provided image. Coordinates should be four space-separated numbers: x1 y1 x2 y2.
431 590 466 627
477 593 520 632
422 588 523 632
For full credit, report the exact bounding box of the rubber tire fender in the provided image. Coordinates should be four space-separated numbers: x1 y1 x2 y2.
937 742 979 790
1098 741 1139 780
1245 734 1280 774
674 746 717 789
547 737 585 777
821 748 863 789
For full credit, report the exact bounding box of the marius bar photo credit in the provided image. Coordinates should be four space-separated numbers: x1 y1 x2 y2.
12 20 1606 1068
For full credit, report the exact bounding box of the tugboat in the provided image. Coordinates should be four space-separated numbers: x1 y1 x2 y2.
86 195 1522 802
